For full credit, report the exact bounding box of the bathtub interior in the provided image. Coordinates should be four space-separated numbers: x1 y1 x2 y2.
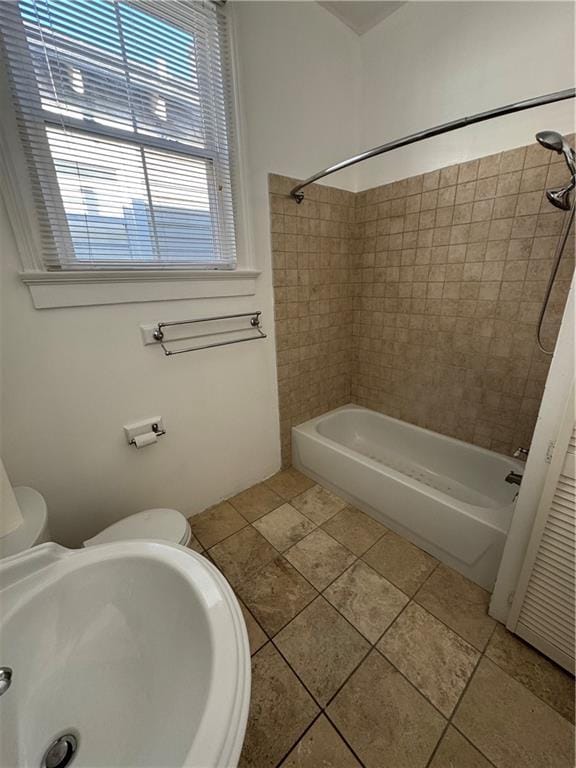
315 407 520 510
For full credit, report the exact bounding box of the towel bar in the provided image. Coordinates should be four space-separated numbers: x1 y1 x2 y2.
152 311 266 356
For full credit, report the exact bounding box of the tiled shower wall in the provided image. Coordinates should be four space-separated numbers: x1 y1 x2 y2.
271 137 574 466
270 175 356 465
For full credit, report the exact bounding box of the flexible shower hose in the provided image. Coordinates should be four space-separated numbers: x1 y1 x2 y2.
536 201 575 355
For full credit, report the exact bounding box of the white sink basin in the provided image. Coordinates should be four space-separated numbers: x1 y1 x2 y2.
0 541 250 768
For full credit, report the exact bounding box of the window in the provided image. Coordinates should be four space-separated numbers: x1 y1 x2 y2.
1 0 238 270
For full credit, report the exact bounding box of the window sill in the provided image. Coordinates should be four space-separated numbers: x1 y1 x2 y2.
19 268 261 309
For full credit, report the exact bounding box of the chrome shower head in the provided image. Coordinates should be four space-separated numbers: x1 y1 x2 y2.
536 130 565 154
536 130 576 176
536 130 576 211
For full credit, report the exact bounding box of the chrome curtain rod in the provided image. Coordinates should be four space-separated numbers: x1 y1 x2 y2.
290 88 576 203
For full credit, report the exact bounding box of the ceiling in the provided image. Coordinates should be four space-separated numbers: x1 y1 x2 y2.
318 1 406 35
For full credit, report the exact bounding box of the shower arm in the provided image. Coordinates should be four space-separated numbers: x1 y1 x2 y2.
289 88 576 203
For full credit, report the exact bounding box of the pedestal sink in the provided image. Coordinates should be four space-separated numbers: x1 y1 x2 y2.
0 541 251 767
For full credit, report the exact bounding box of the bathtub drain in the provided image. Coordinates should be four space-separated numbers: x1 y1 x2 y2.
41 733 78 768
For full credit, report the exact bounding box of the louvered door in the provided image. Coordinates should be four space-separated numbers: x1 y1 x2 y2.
507 394 575 673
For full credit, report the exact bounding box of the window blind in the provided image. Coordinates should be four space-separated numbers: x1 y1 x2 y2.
0 0 238 269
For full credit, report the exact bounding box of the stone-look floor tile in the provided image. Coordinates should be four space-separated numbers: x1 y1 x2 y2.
363 532 437 596
238 557 318 635
240 601 268 655
378 602 480 716
239 643 319 768
324 560 409 643
186 532 203 553
279 715 361 768
414 564 495 650
284 529 356 590
274 597 370 706
189 501 247 549
291 485 348 525
253 504 317 552
322 506 387 556
265 468 315 500
485 623 575 723
229 483 284 522
429 726 493 768
328 650 446 768
208 526 278 589
453 658 574 768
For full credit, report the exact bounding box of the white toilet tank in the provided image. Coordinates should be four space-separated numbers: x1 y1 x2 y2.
0 486 51 560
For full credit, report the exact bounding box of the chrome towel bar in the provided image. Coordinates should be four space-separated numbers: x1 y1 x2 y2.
153 311 266 356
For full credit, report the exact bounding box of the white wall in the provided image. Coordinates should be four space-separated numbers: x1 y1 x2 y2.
354 1 575 190
0 197 280 546
0 1 359 546
232 1 359 192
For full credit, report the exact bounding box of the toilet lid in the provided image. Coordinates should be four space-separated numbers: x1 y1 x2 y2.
84 508 189 547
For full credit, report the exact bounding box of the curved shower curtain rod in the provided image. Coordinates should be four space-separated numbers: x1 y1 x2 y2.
289 88 576 203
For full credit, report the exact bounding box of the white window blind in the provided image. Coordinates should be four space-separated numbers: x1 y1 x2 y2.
0 0 238 269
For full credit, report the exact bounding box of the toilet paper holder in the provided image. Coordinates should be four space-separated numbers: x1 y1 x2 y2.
124 418 166 448
129 422 166 446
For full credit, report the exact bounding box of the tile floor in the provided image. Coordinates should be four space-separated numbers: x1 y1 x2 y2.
188 468 575 768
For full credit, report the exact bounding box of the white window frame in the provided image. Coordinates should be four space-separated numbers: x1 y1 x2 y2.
0 2 258 309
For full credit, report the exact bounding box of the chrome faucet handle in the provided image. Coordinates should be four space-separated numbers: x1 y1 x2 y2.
506 471 523 486
513 447 529 460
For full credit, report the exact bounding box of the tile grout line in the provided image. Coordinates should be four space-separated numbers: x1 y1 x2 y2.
480 635 575 726
423 621 501 768
271 592 372 691
272 637 374 768
251 636 371 768
422 653 486 768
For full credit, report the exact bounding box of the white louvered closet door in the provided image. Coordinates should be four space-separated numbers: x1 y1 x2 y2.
507 389 575 673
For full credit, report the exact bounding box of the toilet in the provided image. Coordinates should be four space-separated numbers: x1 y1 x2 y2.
0 477 191 559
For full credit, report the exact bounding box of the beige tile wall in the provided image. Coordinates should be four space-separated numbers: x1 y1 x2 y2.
351 139 574 456
271 136 574 466
270 175 356 466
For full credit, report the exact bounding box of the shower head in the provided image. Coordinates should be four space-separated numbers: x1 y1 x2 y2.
536 130 576 211
536 130 566 154
536 130 576 176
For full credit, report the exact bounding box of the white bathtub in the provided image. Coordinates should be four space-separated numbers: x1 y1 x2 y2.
292 405 524 589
